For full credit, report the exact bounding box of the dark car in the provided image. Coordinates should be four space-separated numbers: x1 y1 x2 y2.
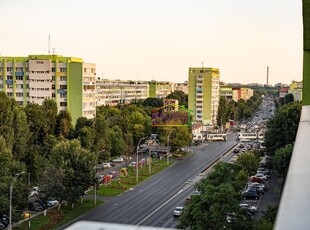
233 148 240 153
29 202 44 212
242 190 260 200
0 215 9 228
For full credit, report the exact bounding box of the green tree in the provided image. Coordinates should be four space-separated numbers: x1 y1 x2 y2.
178 163 252 230
42 99 58 134
41 140 95 202
142 97 164 108
55 110 73 140
236 152 259 175
109 126 126 157
264 102 301 153
273 144 294 178
166 91 188 108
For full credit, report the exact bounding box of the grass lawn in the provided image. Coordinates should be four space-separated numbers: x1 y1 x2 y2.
13 199 103 230
88 160 173 196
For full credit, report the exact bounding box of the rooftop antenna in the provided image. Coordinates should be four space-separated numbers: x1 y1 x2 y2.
267 66 269 85
48 34 51 55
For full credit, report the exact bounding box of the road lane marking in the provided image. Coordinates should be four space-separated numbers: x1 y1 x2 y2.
136 189 184 226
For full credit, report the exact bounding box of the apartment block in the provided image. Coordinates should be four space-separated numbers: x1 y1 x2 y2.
149 81 173 98
96 79 149 106
0 55 96 122
232 87 254 102
289 80 303 101
188 67 220 126
220 86 233 102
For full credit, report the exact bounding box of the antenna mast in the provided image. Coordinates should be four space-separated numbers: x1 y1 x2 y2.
48 34 51 55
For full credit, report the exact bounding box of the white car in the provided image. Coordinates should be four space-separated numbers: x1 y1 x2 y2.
47 199 59 207
173 206 184 217
255 173 268 181
240 203 257 213
102 163 111 168
112 157 124 163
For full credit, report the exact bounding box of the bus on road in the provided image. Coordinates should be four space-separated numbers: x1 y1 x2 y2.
206 133 227 141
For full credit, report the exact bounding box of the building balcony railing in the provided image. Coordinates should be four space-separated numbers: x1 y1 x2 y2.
274 105 310 230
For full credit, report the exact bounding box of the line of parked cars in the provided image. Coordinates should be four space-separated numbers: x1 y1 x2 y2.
242 167 270 201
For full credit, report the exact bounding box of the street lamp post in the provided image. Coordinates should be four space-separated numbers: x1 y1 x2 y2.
136 137 146 183
167 129 175 165
9 171 25 230
94 150 105 206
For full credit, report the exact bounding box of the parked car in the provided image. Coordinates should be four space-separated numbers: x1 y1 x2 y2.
47 199 59 207
102 163 111 168
248 182 266 190
240 203 257 213
255 173 269 181
242 190 261 200
173 206 184 217
0 215 8 228
249 176 264 184
233 148 240 153
112 157 124 163
29 202 44 212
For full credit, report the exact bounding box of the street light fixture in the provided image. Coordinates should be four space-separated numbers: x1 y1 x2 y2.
9 171 25 230
136 137 146 183
94 150 105 206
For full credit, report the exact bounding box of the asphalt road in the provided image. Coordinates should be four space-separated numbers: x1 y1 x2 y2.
59 133 238 229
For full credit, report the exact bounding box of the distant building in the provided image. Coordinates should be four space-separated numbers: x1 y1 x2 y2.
188 67 220 126
163 99 179 111
149 81 173 98
0 54 96 122
220 86 233 102
96 79 149 106
232 87 254 102
172 81 188 94
279 88 289 98
289 80 303 101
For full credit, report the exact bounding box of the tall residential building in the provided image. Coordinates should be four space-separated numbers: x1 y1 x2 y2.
188 67 220 126
96 79 149 106
0 55 96 122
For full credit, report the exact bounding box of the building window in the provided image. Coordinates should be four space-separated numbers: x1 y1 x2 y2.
60 102 67 107
16 93 23 97
7 75 13 80
60 85 67 90
16 76 23 80
15 67 23 72
7 67 13 72
59 67 67 72
60 76 67 81
7 92 13 97
52 68 55 72
52 93 55 98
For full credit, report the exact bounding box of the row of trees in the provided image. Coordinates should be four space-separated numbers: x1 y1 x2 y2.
0 91 192 217
216 90 265 128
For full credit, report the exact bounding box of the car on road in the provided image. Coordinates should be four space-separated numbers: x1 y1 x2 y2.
173 206 184 217
233 148 240 153
112 157 124 163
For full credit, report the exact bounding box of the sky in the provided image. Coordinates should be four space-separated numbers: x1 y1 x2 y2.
0 0 303 85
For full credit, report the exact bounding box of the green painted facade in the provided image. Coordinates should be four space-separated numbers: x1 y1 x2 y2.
68 62 83 122
303 0 310 105
0 55 85 123
149 81 156 98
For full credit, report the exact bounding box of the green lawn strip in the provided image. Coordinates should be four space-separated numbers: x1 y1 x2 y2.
13 199 103 230
88 160 173 196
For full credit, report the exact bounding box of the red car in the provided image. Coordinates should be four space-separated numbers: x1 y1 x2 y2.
249 176 264 183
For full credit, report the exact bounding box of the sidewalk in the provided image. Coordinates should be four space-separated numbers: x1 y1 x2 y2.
254 173 284 219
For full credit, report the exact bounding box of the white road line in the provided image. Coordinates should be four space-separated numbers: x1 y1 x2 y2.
136 189 185 226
